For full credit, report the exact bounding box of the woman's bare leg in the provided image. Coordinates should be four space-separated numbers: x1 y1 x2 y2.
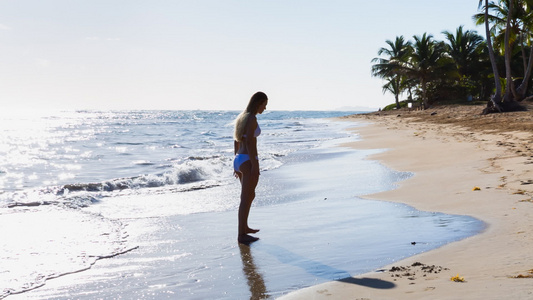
237 161 259 243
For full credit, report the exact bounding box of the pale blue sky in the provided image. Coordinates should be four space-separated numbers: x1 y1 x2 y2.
0 1 481 111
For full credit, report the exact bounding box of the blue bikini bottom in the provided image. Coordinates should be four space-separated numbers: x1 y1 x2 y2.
233 154 254 172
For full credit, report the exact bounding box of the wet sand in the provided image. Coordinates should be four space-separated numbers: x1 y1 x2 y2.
281 103 533 299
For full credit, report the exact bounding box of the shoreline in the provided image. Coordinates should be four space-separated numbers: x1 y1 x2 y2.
281 106 533 299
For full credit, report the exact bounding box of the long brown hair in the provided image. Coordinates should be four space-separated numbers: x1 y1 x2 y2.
233 92 268 142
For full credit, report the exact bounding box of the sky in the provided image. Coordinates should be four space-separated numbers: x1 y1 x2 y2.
0 1 483 112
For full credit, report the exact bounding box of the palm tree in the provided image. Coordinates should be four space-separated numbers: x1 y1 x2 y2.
473 0 523 53
442 26 490 100
510 0 533 99
381 76 410 109
476 0 530 113
400 33 455 109
371 36 412 77
371 36 412 109
443 26 485 78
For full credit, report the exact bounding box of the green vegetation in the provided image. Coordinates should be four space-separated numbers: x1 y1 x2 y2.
372 0 532 113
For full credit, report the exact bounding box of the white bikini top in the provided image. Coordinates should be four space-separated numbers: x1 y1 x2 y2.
243 124 261 138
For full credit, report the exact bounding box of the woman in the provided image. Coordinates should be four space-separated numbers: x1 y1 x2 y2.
233 91 268 244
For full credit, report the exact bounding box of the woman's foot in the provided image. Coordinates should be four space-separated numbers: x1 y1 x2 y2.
238 234 259 244
246 227 260 234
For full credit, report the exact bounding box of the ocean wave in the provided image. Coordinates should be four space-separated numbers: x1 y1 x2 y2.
200 130 216 136
132 160 155 166
186 155 225 161
7 200 57 208
58 156 227 195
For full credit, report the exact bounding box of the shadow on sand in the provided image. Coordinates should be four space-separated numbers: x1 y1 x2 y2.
253 243 395 293
337 276 395 289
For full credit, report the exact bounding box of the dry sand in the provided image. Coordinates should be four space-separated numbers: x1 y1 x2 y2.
280 103 533 299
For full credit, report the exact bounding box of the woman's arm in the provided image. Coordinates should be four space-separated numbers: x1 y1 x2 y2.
244 116 260 176
234 140 240 155
233 140 240 178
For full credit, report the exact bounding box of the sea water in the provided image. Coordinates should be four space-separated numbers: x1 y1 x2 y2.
0 110 483 299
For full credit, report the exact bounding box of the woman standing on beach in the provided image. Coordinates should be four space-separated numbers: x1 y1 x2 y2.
233 91 268 244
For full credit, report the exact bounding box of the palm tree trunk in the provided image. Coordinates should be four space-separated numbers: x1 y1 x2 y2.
421 79 428 109
517 45 533 99
483 0 502 108
520 32 528 73
504 0 518 101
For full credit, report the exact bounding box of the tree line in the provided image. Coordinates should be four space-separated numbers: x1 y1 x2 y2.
372 0 531 114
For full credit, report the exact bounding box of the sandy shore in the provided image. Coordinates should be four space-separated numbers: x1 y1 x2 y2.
281 104 533 299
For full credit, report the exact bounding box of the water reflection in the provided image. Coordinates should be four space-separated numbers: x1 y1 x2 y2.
239 244 269 299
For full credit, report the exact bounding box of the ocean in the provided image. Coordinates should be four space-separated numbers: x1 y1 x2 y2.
0 110 483 299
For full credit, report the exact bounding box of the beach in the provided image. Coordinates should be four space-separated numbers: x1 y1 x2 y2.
1 110 486 299
281 103 533 299
1 107 531 299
